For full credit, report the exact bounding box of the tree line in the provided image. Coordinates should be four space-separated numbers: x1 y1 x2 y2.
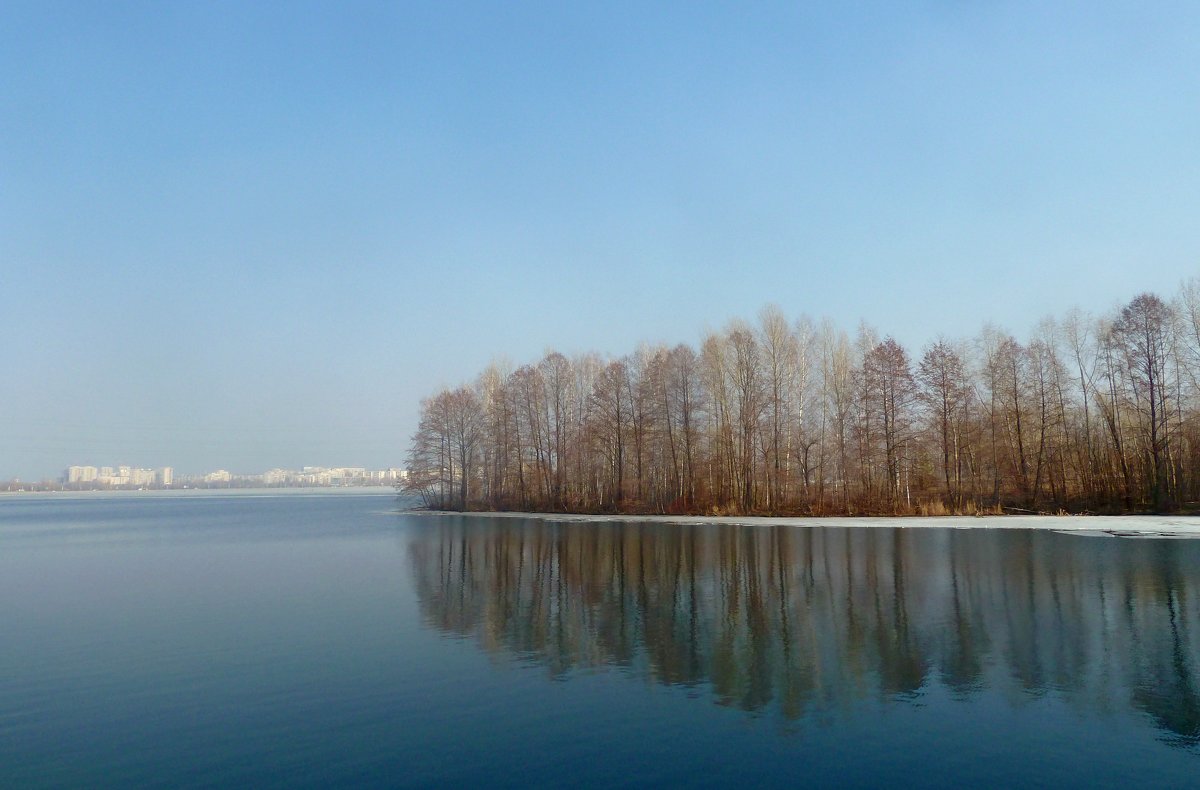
405 281 1200 514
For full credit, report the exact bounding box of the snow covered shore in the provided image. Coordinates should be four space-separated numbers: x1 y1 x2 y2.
410 510 1200 538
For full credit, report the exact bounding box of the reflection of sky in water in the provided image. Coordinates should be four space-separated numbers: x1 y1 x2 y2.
411 516 1200 747
3 495 1198 787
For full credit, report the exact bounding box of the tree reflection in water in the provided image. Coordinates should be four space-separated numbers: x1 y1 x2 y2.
408 517 1200 747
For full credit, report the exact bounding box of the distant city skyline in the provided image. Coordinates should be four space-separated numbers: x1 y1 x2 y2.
65 465 173 487
4 3 1200 479
24 464 406 489
53 461 402 480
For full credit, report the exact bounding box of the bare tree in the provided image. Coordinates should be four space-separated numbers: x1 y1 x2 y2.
820 321 855 512
759 305 800 511
1064 309 1099 506
863 338 916 511
917 339 970 508
701 331 735 508
590 359 631 508
445 386 484 509
1094 319 1135 510
666 343 702 507
728 322 766 511
1114 293 1175 510
539 351 572 507
407 385 484 510
406 390 453 508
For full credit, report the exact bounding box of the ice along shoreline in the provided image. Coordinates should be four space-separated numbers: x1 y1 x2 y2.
404 510 1200 538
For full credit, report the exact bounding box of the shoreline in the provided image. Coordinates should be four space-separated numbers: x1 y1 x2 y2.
404 510 1200 537
0 487 398 498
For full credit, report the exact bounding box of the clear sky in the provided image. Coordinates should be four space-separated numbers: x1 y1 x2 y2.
3 1 1198 479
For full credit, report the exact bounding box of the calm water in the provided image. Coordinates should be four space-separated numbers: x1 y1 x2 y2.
2 493 1199 788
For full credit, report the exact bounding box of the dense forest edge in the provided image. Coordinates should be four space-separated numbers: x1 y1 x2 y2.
404 281 1200 516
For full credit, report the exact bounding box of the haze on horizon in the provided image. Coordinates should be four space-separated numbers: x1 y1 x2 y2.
3 2 1198 480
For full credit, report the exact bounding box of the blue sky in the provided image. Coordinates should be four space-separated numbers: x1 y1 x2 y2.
3 1 1198 478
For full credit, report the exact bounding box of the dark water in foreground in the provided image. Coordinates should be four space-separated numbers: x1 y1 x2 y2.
2 493 1199 787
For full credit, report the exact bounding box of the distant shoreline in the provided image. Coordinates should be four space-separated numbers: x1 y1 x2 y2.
404 509 1200 537
0 487 398 498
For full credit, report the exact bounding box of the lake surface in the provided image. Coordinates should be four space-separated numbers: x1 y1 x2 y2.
2 492 1198 787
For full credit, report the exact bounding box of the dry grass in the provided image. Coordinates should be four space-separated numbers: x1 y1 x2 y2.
916 500 949 517
914 500 1007 517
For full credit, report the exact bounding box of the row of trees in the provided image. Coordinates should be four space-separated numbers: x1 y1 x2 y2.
406 282 1200 514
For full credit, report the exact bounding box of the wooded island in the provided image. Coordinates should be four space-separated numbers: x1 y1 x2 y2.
405 283 1197 516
